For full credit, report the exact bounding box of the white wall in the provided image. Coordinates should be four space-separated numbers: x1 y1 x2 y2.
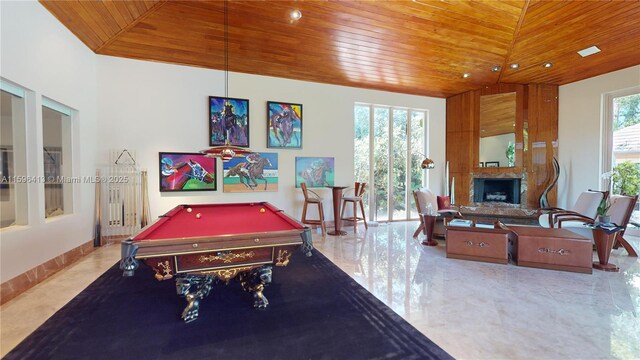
0 1 98 282
558 65 640 208
97 56 447 221
479 133 515 166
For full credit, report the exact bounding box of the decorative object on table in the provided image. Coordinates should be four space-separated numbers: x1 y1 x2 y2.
595 197 612 223
447 219 473 227
295 157 334 188
267 101 302 148
159 152 216 192
223 152 278 192
538 156 560 208
485 161 500 167
209 96 250 147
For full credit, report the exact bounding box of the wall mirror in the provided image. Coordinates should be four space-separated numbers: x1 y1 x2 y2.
479 92 516 168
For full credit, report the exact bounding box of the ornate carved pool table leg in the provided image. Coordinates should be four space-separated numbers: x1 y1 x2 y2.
175 275 215 323
239 266 272 309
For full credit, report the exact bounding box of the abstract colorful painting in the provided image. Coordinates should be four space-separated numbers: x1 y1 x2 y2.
223 152 278 192
209 96 250 147
295 157 334 188
159 152 216 192
267 101 302 148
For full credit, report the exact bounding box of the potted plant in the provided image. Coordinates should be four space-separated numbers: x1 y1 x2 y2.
596 198 611 223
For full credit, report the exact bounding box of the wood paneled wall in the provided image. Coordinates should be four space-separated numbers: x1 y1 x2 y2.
446 83 558 208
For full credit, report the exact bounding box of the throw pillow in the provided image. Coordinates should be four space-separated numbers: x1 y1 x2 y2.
437 196 451 210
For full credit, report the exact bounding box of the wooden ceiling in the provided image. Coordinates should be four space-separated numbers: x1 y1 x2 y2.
40 0 640 98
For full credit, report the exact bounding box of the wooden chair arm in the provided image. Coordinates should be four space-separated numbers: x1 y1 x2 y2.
537 207 564 214
556 215 595 228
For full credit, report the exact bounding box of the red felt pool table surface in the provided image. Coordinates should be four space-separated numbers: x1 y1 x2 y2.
133 203 303 241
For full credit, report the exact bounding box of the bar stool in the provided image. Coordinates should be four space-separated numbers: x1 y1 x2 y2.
340 182 368 233
300 182 326 237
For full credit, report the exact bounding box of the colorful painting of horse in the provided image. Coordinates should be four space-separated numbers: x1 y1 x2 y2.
209 96 250 147
159 152 216 192
267 101 302 148
295 157 334 188
223 152 278 192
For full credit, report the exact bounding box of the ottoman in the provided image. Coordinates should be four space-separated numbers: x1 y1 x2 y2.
510 226 593 274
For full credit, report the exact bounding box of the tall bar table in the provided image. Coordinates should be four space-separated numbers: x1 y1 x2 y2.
327 186 348 236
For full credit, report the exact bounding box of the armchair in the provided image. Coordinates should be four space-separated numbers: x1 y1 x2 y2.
538 190 607 228
413 188 461 239
558 194 638 257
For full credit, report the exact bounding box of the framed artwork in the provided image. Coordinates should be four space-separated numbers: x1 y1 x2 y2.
209 96 250 147
295 157 334 188
159 152 216 192
479 162 484 167
267 101 302 148
223 152 278 193
485 161 500 168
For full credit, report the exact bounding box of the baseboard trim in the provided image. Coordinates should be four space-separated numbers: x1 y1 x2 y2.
0 240 96 305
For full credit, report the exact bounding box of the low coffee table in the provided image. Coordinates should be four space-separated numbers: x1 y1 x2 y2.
510 226 593 274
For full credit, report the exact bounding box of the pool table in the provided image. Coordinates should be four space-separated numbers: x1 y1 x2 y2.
120 202 312 322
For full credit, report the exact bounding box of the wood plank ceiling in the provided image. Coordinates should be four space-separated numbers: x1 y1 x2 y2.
40 0 640 98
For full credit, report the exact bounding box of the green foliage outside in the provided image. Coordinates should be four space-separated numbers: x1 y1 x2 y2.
612 161 640 196
353 106 425 220
613 94 640 130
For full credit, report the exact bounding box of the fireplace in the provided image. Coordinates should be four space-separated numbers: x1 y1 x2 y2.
473 178 521 204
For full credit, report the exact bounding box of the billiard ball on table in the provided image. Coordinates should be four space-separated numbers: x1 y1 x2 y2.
260 208 265 213
196 213 201 219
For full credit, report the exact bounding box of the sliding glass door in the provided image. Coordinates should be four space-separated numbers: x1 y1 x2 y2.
354 104 427 222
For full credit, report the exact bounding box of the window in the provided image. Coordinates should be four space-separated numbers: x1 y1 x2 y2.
603 89 640 227
354 104 427 222
42 98 73 218
0 80 27 228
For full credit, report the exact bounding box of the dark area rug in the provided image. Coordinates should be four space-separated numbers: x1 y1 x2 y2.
4 250 453 360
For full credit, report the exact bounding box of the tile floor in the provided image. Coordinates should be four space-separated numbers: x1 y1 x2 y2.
1 222 639 359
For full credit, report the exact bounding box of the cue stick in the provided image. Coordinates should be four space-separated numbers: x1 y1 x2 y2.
93 168 101 247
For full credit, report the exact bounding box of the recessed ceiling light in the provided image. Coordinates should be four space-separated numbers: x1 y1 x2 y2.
509 63 519 69
490 65 501 72
462 73 471 78
290 9 302 21
542 62 553 68
577 45 601 57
